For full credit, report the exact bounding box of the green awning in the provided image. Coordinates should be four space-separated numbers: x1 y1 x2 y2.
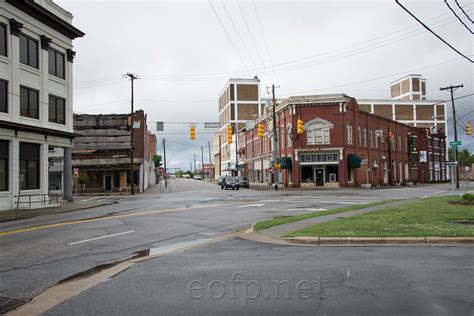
347 153 361 168
279 157 292 169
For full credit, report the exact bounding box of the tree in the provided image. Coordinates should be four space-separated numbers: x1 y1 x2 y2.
76 173 88 196
448 148 474 166
153 154 162 168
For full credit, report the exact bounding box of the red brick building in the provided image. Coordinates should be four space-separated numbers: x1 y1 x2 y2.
239 94 446 188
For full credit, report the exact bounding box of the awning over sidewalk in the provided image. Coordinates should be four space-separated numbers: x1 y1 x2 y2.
347 153 361 168
279 157 292 169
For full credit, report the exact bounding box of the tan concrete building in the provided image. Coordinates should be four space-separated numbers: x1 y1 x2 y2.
215 77 262 176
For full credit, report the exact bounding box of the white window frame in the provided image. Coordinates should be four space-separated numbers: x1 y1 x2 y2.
346 123 353 144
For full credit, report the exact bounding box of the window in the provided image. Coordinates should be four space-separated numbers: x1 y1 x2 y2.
0 80 7 113
20 86 39 119
0 140 8 191
398 135 402 151
19 142 40 190
280 127 285 149
19 34 38 68
362 128 367 146
307 128 330 144
48 49 65 79
369 129 374 147
287 125 292 147
49 95 65 124
346 123 353 144
0 23 6 57
357 126 361 145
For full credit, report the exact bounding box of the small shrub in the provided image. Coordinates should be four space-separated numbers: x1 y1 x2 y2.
461 193 474 202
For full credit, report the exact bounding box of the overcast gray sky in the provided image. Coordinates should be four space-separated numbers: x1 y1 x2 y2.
57 0 473 170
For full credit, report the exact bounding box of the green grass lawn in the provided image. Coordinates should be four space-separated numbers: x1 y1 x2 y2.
252 200 396 231
284 196 474 238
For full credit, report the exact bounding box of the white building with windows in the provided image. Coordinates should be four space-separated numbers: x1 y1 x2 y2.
0 0 84 211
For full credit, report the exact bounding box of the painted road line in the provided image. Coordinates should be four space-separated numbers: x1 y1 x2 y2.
287 208 327 211
69 231 135 245
315 201 368 204
0 201 251 236
422 190 446 199
237 204 265 208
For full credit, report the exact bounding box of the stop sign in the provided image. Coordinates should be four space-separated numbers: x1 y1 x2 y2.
157 167 165 173
267 167 273 174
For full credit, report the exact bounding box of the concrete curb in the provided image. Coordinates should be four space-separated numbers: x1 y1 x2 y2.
284 236 474 245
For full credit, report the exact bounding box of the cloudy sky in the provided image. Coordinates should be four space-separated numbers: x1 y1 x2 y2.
57 0 473 170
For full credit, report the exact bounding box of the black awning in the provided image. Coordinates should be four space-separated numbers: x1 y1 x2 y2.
279 157 293 169
347 153 361 168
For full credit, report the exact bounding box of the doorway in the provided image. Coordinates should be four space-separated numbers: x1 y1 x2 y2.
315 168 324 186
105 175 112 191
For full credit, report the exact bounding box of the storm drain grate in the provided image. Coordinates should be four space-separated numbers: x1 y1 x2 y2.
0 296 27 314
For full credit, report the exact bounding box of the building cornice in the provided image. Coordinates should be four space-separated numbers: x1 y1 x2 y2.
6 0 85 40
9 18 23 36
0 120 76 139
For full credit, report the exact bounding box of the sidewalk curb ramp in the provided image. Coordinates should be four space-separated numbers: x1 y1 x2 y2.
284 236 474 245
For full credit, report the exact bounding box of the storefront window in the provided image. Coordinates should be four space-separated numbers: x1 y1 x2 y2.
301 166 313 183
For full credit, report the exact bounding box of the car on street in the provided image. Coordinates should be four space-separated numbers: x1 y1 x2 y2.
193 175 202 180
217 176 226 185
236 176 249 188
221 176 240 190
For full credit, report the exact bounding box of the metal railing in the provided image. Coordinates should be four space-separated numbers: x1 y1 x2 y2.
14 192 60 210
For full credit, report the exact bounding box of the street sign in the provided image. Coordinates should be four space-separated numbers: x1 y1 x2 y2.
156 122 164 131
157 167 165 173
446 161 459 166
419 151 427 163
450 144 458 149
375 130 384 138
450 141 462 147
457 141 462 145
204 122 221 129
73 168 79 177
267 167 274 174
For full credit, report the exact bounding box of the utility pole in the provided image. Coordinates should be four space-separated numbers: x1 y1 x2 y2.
218 133 222 177
124 73 139 195
235 123 239 177
440 84 463 189
201 146 204 177
271 84 279 190
208 141 212 179
163 138 167 188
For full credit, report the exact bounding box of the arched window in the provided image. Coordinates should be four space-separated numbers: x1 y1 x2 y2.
305 118 333 145
346 123 353 144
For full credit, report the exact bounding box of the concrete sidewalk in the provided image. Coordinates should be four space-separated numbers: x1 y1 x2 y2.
258 199 412 238
0 197 116 223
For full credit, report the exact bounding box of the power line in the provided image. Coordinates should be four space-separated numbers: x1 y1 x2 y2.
220 0 258 70
236 0 266 70
208 0 252 76
455 0 474 23
395 0 473 63
444 0 473 34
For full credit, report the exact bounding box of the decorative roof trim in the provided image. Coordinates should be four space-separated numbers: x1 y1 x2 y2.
6 0 85 40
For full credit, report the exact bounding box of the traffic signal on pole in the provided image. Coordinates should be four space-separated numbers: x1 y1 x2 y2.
424 128 429 139
466 122 472 136
227 124 233 144
257 123 264 138
190 125 195 140
297 118 304 134
387 130 393 143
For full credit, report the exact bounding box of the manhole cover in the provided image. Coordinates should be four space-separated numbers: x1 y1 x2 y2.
0 296 27 314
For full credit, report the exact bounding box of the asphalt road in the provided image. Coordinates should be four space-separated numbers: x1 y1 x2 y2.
0 179 472 314
45 238 474 316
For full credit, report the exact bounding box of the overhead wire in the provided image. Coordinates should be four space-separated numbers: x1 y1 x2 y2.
208 0 252 76
395 0 473 63
455 0 474 22
444 0 473 34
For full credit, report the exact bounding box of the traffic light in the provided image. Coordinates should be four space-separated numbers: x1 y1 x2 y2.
257 123 264 138
297 118 304 134
227 124 233 144
424 128 429 139
190 125 196 140
466 122 472 136
386 130 393 143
